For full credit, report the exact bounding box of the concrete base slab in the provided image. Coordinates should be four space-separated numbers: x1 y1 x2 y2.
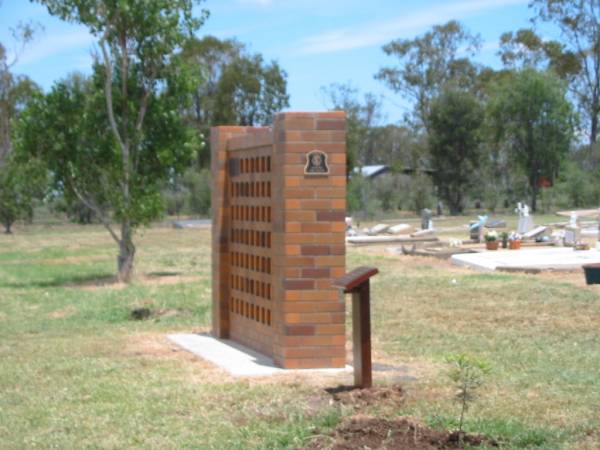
451 247 600 271
168 333 352 377
172 219 211 229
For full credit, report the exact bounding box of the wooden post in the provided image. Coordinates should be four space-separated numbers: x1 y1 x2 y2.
333 266 378 388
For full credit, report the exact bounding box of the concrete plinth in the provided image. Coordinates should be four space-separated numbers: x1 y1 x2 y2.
168 333 351 377
451 248 600 271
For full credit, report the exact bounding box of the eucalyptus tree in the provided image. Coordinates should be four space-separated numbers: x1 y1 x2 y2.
500 1 600 148
531 0 600 147
429 87 484 215
181 37 289 126
27 0 207 281
0 23 42 233
321 82 383 173
376 20 481 133
487 69 574 212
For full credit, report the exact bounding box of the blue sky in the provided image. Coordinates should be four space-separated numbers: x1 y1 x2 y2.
0 0 537 124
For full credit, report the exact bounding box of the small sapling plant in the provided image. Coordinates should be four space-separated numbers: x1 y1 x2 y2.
445 353 491 437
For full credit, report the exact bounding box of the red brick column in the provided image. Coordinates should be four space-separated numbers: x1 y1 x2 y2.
211 126 253 339
271 112 347 369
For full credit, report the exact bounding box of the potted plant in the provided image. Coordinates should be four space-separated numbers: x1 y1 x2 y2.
500 232 509 249
484 230 498 250
508 232 522 250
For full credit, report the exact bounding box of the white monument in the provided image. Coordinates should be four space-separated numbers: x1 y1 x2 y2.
565 211 580 247
516 202 534 234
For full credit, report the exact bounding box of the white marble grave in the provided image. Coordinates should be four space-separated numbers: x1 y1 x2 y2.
451 247 600 271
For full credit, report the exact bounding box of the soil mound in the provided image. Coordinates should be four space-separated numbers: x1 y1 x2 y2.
325 385 405 409
303 415 495 449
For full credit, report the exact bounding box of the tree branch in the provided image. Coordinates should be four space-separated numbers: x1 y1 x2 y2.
99 37 126 154
68 176 120 246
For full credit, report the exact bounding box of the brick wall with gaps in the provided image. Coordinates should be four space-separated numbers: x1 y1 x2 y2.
211 112 346 369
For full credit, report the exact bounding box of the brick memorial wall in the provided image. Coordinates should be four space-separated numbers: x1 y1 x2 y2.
211 112 347 369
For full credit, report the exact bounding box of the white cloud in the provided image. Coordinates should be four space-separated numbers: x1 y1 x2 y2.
14 28 95 67
295 0 526 55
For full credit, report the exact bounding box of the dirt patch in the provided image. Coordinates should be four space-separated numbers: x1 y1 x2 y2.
325 385 405 410
68 276 123 291
140 274 201 286
49 306 76 319
0 255 110 266
122 332 235 384
303 415 495 449
72 274 201 291
537 268 600 289
129 307 187 320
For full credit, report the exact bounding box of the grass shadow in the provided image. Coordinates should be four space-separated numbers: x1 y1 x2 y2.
0 273 116 289
146 271 183 278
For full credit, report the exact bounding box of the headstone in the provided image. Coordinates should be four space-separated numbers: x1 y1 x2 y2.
523 226 547 240
570 211 578 228
469 215 488 242
411 229 435 237
516 202 534 234
564 226 580 246
565 210 581 246
421 209 432 230
518 216 534 234
486 219 507 228
469 223 481 241
369 223 389 235
388 223 411 235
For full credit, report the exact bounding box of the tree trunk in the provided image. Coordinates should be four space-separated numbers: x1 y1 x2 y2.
591 109 598 149
117 222 135 283
448 190 463 216
3 219 12 234
531 187 538 213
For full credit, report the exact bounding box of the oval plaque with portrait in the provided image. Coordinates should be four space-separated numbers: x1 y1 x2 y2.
304 150 329 175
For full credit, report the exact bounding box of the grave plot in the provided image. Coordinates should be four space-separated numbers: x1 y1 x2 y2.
451 247 600 271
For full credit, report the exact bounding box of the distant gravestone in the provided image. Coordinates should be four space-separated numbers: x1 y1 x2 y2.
469 215 488 242
421 209 432 230
486 219 506 229
564 226 581 246
516 202 534 234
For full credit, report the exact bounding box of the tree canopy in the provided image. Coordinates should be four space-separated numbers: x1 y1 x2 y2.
487 69 573 211
429 87 484 215
529 0 600 147
25 0 207 281
181 36 289 126
376 20 481 132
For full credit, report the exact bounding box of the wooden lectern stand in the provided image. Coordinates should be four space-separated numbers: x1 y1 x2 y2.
333 266 379 388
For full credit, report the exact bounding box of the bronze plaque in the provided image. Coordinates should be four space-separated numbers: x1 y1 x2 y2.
304 150 329 175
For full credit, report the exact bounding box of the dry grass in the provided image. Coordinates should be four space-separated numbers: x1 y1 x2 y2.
0 218 599 448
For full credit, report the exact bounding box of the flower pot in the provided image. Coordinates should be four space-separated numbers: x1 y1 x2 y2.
582 263 600 285
509 240 521 250
485 241 499 251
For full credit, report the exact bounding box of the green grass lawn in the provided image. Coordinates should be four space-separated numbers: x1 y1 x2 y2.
1 220 599 449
